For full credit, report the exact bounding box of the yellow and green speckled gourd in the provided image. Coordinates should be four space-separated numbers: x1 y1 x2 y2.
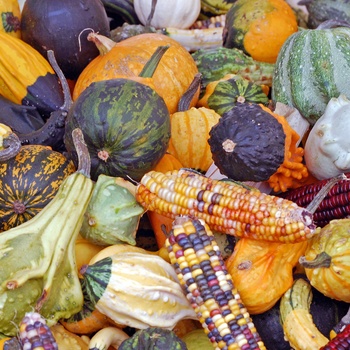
0 0 21 38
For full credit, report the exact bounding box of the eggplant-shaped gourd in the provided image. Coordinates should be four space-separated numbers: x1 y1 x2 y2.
0 129 94 337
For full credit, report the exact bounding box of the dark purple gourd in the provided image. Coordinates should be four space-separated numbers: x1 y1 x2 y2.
20 0 110 80
208 103 285 182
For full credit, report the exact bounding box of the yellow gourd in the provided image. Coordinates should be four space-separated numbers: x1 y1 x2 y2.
0 0 21 38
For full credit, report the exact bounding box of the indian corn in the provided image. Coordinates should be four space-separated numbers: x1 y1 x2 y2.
136 169 316 243
166 215 266 350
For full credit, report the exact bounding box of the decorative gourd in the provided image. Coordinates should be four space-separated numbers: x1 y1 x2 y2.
197 73 270 115
299 0 350 29
0 0 21 37
118 327 188 350
50 324 89 350
272 21 350 125
0 31 64 117
20 0 110 80
80 251 197 329
134 0 201 29
0 144 75 232
73 33 200 114
64 78 171 182
223 0 298 63
225 238 308 314
304 95 350 180
299 219 350 303
200 0 235 14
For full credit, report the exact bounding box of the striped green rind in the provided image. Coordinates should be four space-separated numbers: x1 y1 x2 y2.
272 27 350 124
81 257 112 307
64 78 171 181
206 75 269 115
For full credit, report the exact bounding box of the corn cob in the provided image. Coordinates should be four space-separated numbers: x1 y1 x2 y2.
166 215 266 350
18 312 58 350
136 169 316 243
190 15 226 29
320 324 350 350
280 173 350 227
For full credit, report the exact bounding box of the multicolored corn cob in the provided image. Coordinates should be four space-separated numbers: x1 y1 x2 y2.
190 14 226 29
18 312 58 350
166 215 266 350
136 169 316 243
280 173 350 227
320 324 350 350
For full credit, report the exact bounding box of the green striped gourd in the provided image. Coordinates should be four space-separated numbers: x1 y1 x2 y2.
272 21 350 125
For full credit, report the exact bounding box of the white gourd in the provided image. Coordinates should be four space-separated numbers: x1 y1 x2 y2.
134 0 201 29
304 94 350 180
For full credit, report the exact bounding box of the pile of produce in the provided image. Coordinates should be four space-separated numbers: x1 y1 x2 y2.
1 0 350 349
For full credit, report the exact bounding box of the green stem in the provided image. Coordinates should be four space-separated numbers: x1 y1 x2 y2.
177 73 202 112
139 45 170 78
299 251 332 269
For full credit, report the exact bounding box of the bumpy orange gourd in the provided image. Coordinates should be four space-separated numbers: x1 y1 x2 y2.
225 237 308 314
73 33 200 114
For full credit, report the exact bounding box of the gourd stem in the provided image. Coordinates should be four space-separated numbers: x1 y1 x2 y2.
299 251 332 269
0 133 22 161
306 173 347 214
87 32 117 56
317 19 350 30
177 73 202 112
146 0 158 27
139 45 170 78
72 128 91 178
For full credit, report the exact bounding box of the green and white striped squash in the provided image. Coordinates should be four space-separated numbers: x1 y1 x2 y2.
272 21 350 125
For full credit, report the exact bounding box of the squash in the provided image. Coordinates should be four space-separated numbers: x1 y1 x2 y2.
20 0 110 80
134 0 201 29
0 144 75 232
0 0 21 38
50 324 89 350
200 0 235 15
299 0 350 29
0 32 64 118
197 73 270 115
64 78 171 182
73 33 200 114
223 0 298 63
272 20 350 125
225 237 308 314
118 327 187 350
299 219 350 303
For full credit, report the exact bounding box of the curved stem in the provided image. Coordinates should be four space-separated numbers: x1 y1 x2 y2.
139 45 170 78
146 0 158 27
317 19 350 30
299 251 332 269
0 132 22 161
72 128 91 178
177 73 202 112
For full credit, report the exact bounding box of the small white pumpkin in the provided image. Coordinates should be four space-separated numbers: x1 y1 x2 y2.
134 0 201 29
304 94 350 180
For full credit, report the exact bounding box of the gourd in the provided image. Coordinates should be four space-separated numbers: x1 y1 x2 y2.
223 0 298 63
0 31 64 118
298 0 350 29
0 128 94 337
134 0 201 29
304 95 350 180
272 20 350 125
64 77 171 182
73 33 200 114
80 251 197 329
299 218 350 303
20 0 110 80
225 238 308 314
200 0 235 15
0 0 21 37
0 144 75 231
197 73 269 115
118 327 187 350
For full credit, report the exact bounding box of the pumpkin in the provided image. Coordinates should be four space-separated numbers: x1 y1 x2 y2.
73 33 200 114
0 144 75 231
272 20 350 125
64 78 171 182
0 0 21 38
134 0 201 29
299 219 350 303
225 237 308 314
223 0 298 63
20 0 110 80
197 73 270 115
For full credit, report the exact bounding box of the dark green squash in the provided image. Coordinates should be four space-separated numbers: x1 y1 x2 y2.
208 103 285 182
0 145 75 232
64 78 171 182
119 327 188 350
